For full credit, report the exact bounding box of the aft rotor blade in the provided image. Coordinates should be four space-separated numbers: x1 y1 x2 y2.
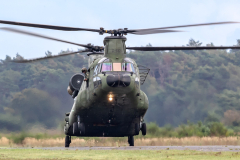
129 21 239 32
0 20 100 32
129 29 182 35
126 46 240 51
8 50 88 63
0 27 89 48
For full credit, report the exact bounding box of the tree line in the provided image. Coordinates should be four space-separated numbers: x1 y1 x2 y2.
1 39 240 132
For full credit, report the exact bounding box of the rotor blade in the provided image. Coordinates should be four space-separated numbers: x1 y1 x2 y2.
129 21 240 32
0 27 89 48
8 50 87 63
129 29 182 35
126 46 240 51
0 20 100 32
87 52 104 56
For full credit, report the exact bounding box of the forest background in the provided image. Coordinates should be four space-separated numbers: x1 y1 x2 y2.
1 39 240 136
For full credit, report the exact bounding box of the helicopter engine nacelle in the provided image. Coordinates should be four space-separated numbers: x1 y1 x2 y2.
67 74 84 95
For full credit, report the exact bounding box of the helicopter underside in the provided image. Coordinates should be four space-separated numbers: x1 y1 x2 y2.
69 107 142 137
65 86 148 137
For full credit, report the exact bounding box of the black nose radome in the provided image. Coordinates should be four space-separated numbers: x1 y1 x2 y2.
107 74 131 87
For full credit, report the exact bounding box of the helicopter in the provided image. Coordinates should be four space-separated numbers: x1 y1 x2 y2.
1 20 240 147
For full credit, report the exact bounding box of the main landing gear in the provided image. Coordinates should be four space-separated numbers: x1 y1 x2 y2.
65 135 71 147
128 123 147 146
65 121 86 147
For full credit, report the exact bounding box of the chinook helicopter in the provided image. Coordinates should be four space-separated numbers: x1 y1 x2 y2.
1 20 240 147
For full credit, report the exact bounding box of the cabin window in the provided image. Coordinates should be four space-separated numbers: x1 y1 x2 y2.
101 63 112 71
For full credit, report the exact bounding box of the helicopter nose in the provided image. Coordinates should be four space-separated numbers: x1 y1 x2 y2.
106 74 131 87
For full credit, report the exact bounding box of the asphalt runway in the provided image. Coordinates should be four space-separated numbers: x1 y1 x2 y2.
31 146 240 152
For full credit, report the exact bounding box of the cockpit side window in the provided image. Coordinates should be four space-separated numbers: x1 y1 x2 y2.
94 65 99 75
97 63 102 73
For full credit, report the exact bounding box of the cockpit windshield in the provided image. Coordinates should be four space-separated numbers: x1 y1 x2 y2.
101 63 112 71
113 63 121 71
122 63 135 72
101 63 135 72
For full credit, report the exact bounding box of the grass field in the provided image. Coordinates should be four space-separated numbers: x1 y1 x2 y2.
1 136 240 147
0 148 240 160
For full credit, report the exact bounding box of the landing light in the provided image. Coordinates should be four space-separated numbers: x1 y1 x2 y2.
109 97 113 101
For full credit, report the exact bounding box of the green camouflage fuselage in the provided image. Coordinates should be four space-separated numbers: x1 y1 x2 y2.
66 36 149 137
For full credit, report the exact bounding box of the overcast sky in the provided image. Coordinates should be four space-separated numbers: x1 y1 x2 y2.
0 0 240 60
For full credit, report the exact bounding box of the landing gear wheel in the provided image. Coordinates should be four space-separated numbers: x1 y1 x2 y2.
141 123 147 136
79 123 85 135
128 136 134 146
135 123 140 135
65 136 71 147
73 122 78 135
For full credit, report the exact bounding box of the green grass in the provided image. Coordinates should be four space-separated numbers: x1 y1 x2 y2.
0 149 240 160
1 121 239 145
